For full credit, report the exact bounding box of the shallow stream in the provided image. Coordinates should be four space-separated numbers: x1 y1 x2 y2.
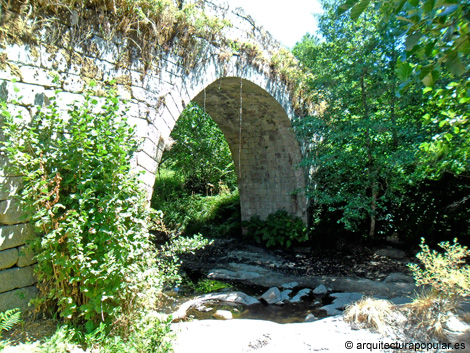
160 280 334 324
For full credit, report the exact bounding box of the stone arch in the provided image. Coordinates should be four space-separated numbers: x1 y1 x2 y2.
143 54 308 223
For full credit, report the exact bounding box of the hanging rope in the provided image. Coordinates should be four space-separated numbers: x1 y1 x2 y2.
203 86 206 114
238 78 243 179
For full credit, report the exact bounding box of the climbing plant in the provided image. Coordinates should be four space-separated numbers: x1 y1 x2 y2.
1 82 162 328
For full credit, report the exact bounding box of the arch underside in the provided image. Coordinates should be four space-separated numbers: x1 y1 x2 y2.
192 77 307 223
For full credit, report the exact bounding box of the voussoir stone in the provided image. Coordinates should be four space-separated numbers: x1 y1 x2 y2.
0 224 36 251
0 265 37 293
0 285 38 312
0 247 18 270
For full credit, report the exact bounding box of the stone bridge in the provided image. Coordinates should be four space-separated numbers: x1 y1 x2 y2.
0 0 309 310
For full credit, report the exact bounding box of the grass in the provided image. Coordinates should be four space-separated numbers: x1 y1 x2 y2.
343 297 405 336
402 289 450 340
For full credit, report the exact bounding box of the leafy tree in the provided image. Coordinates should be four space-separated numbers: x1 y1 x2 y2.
161 102 236 194
338 0 470 178
293 0 431 237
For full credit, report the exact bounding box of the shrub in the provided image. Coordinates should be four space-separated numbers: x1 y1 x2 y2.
408 238 470 306
243 210 307 249
404 238 470 339
1 83 161 328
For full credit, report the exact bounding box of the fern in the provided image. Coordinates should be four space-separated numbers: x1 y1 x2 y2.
0 308 21 338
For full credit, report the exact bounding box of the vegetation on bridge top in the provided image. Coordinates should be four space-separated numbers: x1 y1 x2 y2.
0 0 314 114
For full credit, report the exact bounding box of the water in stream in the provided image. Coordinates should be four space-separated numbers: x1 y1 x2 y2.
160 280 334 324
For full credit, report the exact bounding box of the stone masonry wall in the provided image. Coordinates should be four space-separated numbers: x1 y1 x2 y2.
0 1 308 311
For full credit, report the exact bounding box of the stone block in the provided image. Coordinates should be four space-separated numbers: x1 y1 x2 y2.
0 224 36 251
17 245 36 267
0 176 23 201
141 137 158 160
128 116 150 140
19 66 58 87
0 265 37 293
135 166 156 190
0 285 38 312
4 44 41 66
61 74 85 93
54 91 85 110
0 80 45 106
0 199 28 225
0 62 22 81
42 45 69 72
3 104 31 124
0 248 18 270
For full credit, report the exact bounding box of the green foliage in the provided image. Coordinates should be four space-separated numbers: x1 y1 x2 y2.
155 233 211 287
185 279 233 295
243 210 307 249
161 103 236 194
36 315 173 353
339 0 470 178
409 238 470 305
1 84 161 326
152 170 241 238
0 308 21 339
293 0 429 238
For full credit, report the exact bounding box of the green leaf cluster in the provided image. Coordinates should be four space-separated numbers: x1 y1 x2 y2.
0 308 21 339
339 0 470 178
1 85 162 327
293 1 431 237
243 210 307 249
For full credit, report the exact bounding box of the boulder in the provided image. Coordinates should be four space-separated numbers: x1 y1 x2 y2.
313 284 328 295
444 314 470 350
280 281 298 289
304 313 316 322
290 288 312 303
280 289 292 301
389 296 412 305
171 316 386 353
320 292 364 316
213 310 233 320
383 272 414 284
260 287 282 305
172 291 258 320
